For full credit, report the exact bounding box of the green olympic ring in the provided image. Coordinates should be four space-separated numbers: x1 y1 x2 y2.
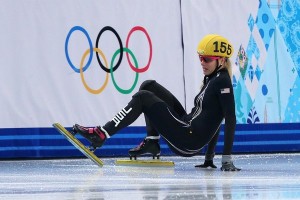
110 48 139 94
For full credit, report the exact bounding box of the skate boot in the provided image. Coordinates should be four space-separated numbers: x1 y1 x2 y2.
72 124 106 152
129 137 160 160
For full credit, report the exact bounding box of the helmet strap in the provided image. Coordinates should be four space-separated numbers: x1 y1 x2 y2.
212 60 222 74
203 59 225 84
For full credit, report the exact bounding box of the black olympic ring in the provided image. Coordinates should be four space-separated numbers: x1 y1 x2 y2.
95 26 123 73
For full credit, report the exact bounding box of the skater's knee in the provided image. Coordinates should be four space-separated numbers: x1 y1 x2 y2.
133 90 163 110
133 90 154 99
133 90 160 106
139 80 156 91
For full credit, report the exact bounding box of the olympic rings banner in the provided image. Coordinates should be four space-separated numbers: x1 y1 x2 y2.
65 25 153 94
0 0 184 128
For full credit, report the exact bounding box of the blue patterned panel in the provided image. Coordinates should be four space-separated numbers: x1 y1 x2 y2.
284 77 300 122
277 0 300 76
248 14 255 32
256 0 276 50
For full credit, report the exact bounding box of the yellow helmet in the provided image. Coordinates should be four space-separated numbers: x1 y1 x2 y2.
197 34 234 58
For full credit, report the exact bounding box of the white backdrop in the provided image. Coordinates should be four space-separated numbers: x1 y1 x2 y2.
1 0 298 129
0 0 184 128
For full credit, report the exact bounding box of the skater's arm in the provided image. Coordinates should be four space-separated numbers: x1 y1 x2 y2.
195 128 219 169
214 75 236 156
215 75 240 171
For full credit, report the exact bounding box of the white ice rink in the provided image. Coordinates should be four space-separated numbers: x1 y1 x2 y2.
1 154 300 200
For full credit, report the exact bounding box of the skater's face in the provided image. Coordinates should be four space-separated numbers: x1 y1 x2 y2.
199 55 224 75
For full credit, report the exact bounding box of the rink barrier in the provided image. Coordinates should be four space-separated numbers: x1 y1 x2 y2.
0 123 300 159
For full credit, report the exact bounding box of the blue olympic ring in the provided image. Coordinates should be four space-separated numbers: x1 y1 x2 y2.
65 26 93 73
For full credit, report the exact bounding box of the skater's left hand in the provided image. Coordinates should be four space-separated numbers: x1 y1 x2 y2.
195 160 217 168
220 161 241 171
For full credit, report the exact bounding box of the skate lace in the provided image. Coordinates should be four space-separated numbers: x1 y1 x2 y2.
137 140 146 148
139 141 144 147
94 127 105 140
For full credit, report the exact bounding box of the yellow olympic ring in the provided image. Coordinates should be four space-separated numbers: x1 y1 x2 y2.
80 48 109 94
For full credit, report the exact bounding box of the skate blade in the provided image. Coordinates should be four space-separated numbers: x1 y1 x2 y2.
53 123 104 167
115 159 174 167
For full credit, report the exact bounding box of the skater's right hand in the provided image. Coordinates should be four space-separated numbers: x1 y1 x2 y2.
220 161 241 171
195 160 217 168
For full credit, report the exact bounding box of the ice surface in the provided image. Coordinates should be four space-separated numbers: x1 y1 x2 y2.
0 154 300 199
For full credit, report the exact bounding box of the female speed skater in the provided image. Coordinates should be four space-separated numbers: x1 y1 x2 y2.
73 34 241 171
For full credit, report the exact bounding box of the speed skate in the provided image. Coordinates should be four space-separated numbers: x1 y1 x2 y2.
115 158 175 167
115 136 175 166
116 154 174 167
53 123 104 167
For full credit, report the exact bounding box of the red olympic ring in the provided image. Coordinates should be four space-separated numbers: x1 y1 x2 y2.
125 26 152 73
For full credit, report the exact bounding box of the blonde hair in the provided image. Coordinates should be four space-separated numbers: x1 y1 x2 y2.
223 58 233 79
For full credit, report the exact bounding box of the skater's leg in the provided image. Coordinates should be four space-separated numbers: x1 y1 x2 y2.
74 88 199 157
101 90 162 136
73 90 157 149
139 80 186 116
144 116 159 137
122 80 188 158
139 80 186 137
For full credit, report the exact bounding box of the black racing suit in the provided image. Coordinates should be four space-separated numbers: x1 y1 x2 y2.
102 68 236 157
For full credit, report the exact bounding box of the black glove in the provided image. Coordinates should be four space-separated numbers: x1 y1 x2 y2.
195 160 217 168
221 162 241 171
